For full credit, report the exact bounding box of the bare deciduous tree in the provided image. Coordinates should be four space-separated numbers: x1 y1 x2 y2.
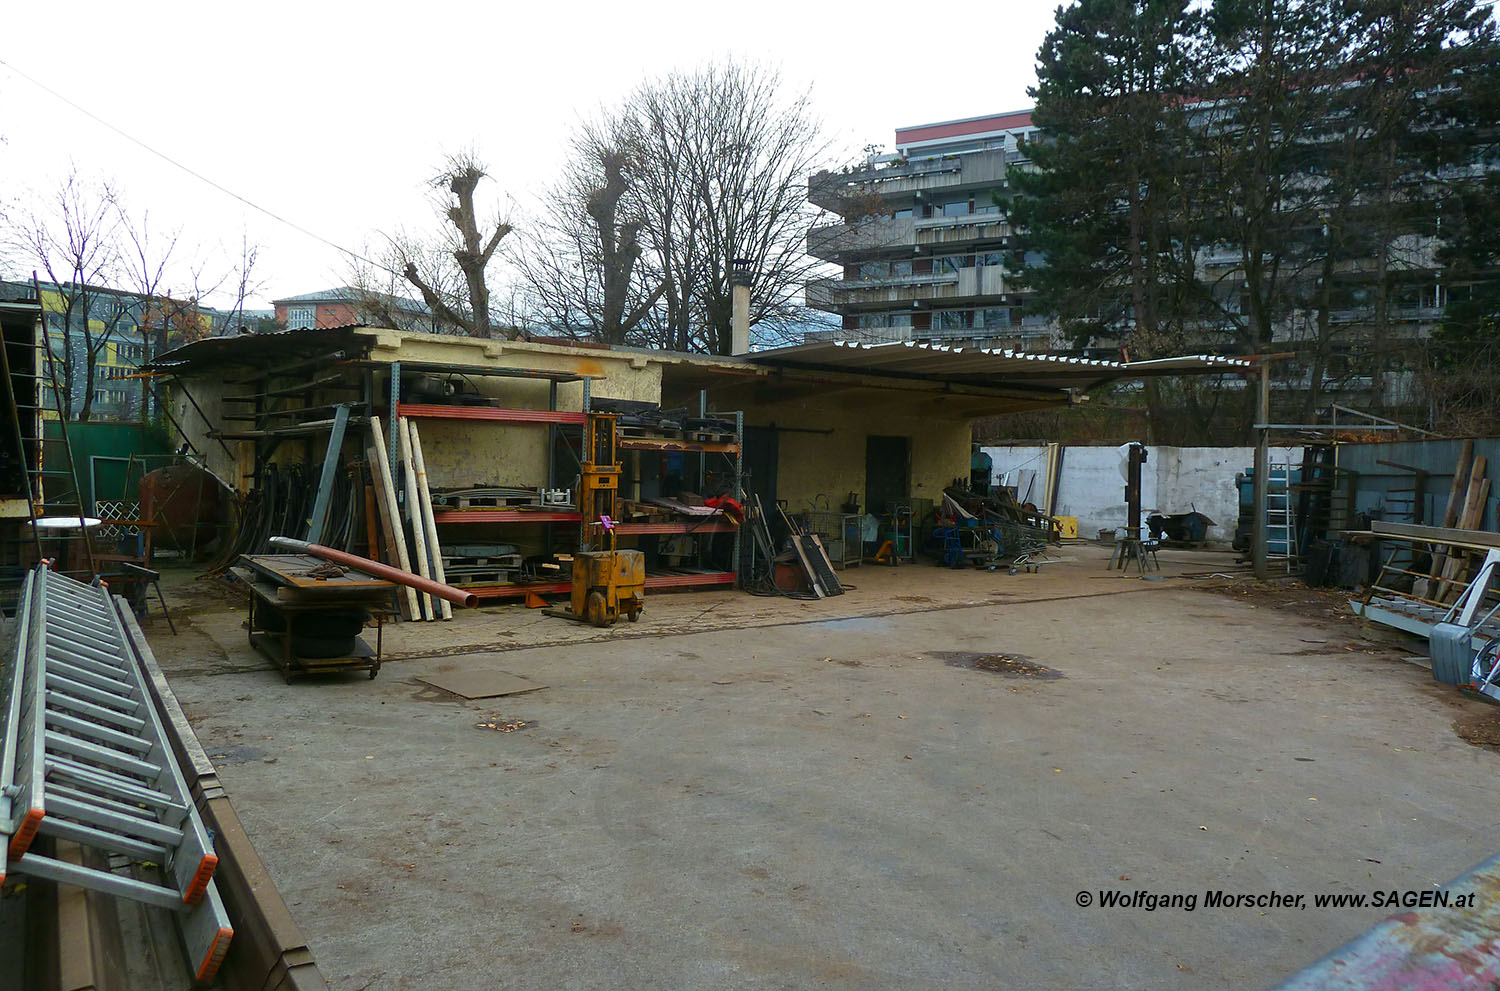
510 120 666 344
397 153 517 339
4 167 120 421
520 61 833 354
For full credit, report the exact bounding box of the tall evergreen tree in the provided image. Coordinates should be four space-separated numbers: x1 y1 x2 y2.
1013 0 1236 439
1013 0 1205 350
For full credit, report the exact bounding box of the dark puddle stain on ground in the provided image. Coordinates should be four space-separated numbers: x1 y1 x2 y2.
931 651 1063 680
208 745 266 765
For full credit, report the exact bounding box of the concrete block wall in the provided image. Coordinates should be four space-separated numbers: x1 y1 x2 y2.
982 445 1300 543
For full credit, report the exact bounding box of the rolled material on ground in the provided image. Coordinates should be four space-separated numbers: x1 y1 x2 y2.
268 536 479 609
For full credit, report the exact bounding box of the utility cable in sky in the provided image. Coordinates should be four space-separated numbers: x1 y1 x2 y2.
0 56 384 271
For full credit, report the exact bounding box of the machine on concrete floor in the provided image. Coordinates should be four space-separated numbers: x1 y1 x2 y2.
548 413 645 628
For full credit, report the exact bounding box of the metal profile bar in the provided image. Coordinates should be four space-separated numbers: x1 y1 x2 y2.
45 689 145 732
49 782 176 825
47 620 120 652
45 729 162 778
38 814 169 862
47 658 136 698
44 709 152 754
46 672 140 713
0 570 36 872
11 851 185 911
47 635 133 673
48 793 184 846
387 361 401 480
306 402 351 543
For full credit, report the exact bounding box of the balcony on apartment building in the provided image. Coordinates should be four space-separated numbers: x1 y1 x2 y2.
808 150 1023 211
806 272 961 311
1328 305 1445 326
804 266 1010 312
807 213 1014 262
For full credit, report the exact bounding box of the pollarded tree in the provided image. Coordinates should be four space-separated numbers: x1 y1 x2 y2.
398 153 517 340
510 119 666 345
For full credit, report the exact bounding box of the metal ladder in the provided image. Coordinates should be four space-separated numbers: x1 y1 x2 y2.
1266 462 1299 573
1 564 232 981
0 293 97 592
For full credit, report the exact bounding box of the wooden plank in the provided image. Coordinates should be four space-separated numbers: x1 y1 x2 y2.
397 418 435 620
1427 440 1474 586
1369 522 1500 552
406 421 452 621
363 476 380 561
368 417 420 621
1435 457 1488 603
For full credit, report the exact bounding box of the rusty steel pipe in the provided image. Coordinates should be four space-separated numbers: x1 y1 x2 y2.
268 537 478 609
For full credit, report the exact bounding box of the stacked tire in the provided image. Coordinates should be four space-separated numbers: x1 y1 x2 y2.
259 607 369 659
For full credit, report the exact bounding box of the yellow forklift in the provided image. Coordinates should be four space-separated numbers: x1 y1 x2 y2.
548 412 644 627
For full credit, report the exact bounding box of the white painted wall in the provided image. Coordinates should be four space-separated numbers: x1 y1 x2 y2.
982 445 1300 543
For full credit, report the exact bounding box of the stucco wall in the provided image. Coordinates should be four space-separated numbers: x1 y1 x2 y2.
745 398 970 513
983 445 1301 542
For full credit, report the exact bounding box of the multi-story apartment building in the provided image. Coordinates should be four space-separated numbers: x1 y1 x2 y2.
806 109 1053 349
0 280 223 421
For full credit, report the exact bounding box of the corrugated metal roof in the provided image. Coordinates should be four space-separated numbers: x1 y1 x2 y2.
746 340 1249 390
149 324 367 370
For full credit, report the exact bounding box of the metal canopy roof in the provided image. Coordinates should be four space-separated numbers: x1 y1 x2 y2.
745 340 1250 390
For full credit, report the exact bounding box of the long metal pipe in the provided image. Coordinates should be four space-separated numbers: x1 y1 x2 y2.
267 537 478 609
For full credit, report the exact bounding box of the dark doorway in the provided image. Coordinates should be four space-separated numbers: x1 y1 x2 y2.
741 426 779 506
865 435 910 515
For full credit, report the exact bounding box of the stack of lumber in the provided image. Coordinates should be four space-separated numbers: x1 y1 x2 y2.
1414 440 1491 605
364 415 452 621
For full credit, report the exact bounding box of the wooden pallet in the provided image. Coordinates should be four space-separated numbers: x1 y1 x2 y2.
444 554 523 569
448 568 521 585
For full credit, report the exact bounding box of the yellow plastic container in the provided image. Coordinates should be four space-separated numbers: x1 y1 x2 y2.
1057 516 1079 540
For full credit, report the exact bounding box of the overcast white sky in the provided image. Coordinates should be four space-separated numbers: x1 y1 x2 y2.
0 0 1059 309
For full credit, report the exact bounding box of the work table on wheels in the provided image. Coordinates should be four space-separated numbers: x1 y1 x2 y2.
231 554 396 682
236 553 398 598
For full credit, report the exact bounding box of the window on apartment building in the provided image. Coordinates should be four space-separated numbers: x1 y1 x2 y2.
890 259 913 278
858 261 889 280
286 306 316 330
941 200 972 217
933 255 974 276
977 253 1006 268
981 308 1011 329
892 209 913 219
935 310 975 330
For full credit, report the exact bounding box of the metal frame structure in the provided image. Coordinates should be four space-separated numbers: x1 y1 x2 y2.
0 565 233 981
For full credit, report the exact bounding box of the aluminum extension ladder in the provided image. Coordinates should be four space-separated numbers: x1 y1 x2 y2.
0 565 232 981
1265 462 1299 574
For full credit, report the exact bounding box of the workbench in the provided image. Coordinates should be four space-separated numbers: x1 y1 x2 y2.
232 554 396 683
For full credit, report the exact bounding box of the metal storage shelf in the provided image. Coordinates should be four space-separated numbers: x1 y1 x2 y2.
613 520 737 535
617 437 740 454
432 509 583 524
396 403 586 424
463 571 737 599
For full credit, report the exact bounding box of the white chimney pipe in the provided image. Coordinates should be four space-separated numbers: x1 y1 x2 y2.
730 258 753 355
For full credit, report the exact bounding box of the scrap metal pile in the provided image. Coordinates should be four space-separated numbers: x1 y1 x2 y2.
929 484 1061 570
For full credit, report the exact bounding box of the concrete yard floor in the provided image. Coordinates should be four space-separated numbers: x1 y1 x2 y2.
147 547 1500 990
